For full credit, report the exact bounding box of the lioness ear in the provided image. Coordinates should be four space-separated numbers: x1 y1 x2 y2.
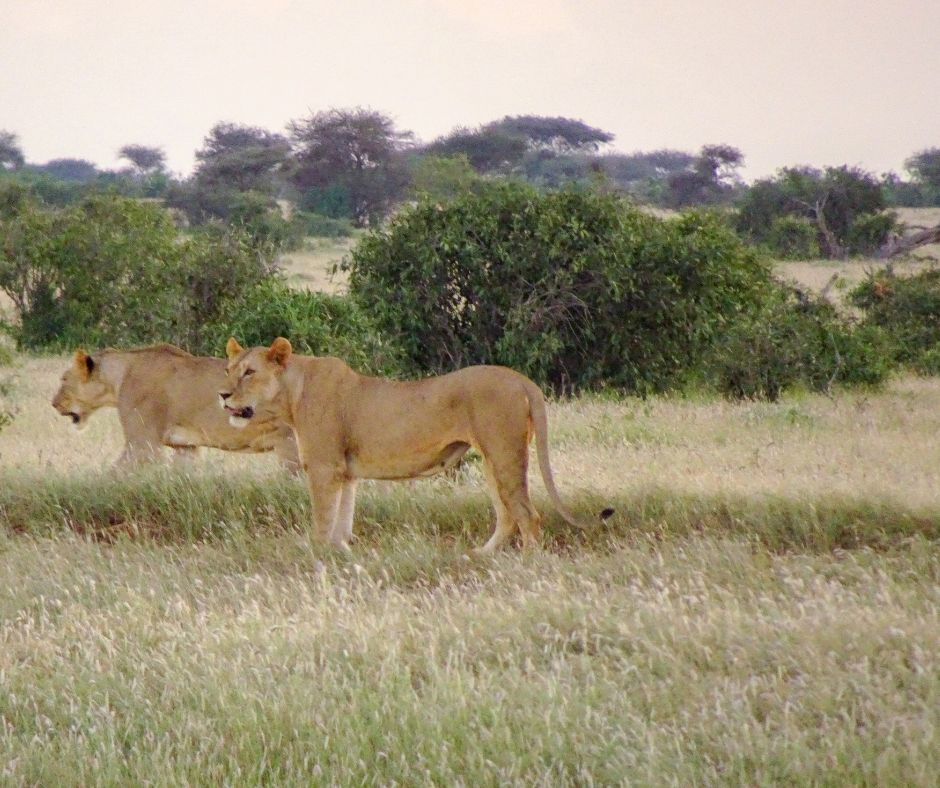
267 337 292 366
74 350 95 380
226 337 244 360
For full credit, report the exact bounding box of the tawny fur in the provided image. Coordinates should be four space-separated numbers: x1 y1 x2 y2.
221 337 582 553
51 344 299 469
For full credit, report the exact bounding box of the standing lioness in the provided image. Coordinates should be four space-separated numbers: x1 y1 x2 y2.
52 344 299 469
220 337 584 552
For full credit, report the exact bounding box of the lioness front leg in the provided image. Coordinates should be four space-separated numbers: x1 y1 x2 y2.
305 465 346 548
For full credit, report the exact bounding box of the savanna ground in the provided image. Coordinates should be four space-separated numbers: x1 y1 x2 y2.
0 212 939 784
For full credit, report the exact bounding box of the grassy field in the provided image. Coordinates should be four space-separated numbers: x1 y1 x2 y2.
1 345 939 783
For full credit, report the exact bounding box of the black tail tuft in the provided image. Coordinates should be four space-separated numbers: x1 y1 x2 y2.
599 507 615 521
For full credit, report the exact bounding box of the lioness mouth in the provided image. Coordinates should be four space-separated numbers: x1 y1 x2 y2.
68 412 81 424
224 405 254 419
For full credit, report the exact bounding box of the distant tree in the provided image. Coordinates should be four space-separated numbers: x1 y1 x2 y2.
0 131 25 171
193 122 289 193
118 144 166 176
904 148 940 188
736 165 893 258
424 115 614 175
485 115 614 152
667 144 744 207
288 107 414 226
904 148 940 205
423 127 528 173
166 122 290 226
32 158 100 183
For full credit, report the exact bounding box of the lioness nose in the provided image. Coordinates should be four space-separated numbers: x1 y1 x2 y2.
219 391 231 400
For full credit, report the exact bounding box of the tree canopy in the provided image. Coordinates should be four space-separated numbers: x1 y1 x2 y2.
288 107 414 226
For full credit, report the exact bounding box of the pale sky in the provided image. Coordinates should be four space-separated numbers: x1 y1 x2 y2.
2 0 938 180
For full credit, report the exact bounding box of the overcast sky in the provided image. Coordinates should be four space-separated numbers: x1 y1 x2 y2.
2 0 937 180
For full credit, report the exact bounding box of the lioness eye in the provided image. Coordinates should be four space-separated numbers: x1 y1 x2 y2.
242 368 255 377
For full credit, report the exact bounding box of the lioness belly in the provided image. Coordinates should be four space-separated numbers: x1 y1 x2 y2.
347 441 470 480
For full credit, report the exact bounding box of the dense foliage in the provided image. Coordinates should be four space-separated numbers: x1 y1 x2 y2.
736 166 896 258
348 183 773 393
0 192 274 351
850 268 940 374
709 288 892 400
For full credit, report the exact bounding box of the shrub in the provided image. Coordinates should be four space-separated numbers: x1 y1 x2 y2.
203 277 402 376
348 182 773 393
0 194 275 351
846 211 897 256
766 215 820 259
850 268 940 370
710 287 893 400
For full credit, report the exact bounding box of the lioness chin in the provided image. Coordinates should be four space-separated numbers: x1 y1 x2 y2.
221 336 591 553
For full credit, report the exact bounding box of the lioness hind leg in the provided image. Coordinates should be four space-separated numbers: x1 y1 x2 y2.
331 480 358 548
476 454 542 553
476 460 516 554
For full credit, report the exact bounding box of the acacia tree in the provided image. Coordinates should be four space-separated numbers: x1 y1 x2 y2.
194 122 289 193
288 107 414 226
118 144 166 176
0 131 25 171
166 122 290 225
424 115 614 175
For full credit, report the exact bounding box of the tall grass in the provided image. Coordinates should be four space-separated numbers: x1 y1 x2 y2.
1 356 939 783
1 530 937 785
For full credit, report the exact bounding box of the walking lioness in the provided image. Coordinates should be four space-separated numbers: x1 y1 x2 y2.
52 344 299 469
220 337 586 552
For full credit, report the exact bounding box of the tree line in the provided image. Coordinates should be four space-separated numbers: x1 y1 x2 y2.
2 113 940 260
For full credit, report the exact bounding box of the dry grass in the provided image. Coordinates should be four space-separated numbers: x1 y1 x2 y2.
277 236 357 294
775 207 940 304
3 277 940 779
6 356 940 514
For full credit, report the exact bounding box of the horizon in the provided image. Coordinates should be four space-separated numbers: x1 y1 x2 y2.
2 0 938 182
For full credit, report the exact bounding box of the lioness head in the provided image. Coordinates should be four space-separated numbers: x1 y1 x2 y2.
51 350 116 431
220 337 292 429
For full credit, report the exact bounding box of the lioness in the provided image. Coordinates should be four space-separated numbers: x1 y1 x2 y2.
220 337 585 553
52 344 299 469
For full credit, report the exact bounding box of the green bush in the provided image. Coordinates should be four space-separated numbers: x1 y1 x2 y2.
850 268 940 371
846 211 897 256
203 277 402 376
0 194 275 351
765 215 820 259
348 183 773 394
710 287 893 400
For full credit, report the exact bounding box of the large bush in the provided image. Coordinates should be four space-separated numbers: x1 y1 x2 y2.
0 194 274 350
850 268 940 372
710 287 893 400
348 183 774 393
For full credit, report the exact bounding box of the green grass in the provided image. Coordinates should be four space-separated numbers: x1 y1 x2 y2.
1 469 938 555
